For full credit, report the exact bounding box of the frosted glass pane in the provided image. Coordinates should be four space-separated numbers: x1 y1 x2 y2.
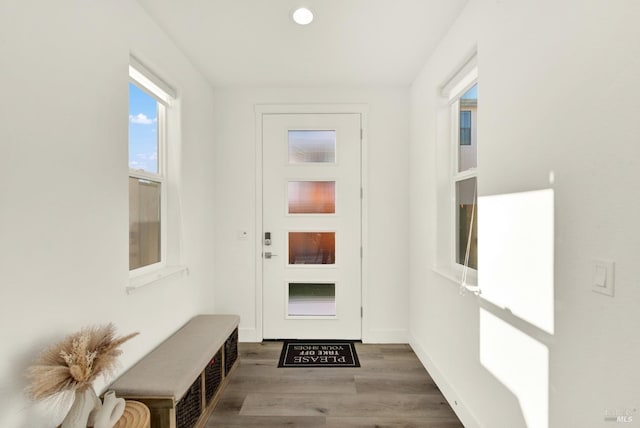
288 181 335 214
289 232 335 264
288 130 336 163
129 177 161 270
288 283 336 316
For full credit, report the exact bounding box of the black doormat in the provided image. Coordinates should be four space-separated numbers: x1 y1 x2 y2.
278 340 360 368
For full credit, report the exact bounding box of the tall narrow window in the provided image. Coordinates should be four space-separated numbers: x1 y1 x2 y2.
453 83 478 270
128 59 175 273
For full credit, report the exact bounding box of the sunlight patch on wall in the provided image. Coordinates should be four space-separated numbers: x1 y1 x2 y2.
478 189 554 334
480 309 549 428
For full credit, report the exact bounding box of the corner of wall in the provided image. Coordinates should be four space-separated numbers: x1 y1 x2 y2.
409 334 481 428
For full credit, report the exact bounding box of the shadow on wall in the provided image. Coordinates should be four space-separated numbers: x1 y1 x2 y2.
1 336 71 427
477 189 555 428
479 305 550 428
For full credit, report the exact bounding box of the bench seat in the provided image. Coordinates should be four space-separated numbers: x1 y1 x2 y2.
109 314 240 428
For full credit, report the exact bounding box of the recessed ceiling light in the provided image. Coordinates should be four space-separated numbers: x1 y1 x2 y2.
292 7 314 25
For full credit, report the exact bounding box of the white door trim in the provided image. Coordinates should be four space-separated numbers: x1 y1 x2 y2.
254 104 369 342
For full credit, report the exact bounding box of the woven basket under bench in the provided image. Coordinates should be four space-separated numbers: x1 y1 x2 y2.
108 315 240 428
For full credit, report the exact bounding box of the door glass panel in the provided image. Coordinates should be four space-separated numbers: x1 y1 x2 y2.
288 130 336 163
289 232 335 264
288 283 336 316
288 181 336 214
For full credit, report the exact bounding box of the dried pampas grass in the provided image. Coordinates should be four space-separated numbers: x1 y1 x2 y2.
26 323 138 401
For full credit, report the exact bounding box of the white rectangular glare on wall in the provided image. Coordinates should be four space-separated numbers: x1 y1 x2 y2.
478 189 554 334
480 308 549 428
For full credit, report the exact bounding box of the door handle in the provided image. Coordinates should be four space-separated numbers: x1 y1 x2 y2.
264 252 278 259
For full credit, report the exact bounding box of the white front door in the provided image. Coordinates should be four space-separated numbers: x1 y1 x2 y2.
262 113 362 339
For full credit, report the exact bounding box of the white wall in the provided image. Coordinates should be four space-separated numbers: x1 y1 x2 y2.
0 1 216 426
410 0 640 427
212 87 410 343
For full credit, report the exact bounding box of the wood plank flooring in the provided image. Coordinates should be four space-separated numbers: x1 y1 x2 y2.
205 342 464 428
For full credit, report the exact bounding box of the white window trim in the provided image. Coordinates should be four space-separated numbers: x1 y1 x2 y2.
127 58 186 291
129 55 177 103
433 54 479 291
449 93 478 290
450 79 478 268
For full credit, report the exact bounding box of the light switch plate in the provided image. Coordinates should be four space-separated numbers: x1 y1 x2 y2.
592 259 615 297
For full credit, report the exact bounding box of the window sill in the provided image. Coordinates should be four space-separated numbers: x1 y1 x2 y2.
127 265 189 294
432 264 479 293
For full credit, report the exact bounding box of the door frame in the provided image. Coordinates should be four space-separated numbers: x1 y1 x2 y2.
254 104 370 342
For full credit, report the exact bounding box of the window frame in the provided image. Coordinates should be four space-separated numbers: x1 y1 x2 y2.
429 52 479 288
450 78 478 274
128 62 171 278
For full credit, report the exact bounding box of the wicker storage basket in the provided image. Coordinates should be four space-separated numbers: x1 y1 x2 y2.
175 378 201 428
224 328 239 375
204 348 223 404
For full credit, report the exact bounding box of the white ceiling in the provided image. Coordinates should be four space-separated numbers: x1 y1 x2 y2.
136 0 468 87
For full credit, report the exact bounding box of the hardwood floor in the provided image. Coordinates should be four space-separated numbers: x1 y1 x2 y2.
205 342 464 428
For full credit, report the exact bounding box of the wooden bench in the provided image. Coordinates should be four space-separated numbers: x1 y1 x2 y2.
108 314 240 428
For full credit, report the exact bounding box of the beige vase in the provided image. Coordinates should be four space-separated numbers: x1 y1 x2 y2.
93 390 126 428
61 388 102 428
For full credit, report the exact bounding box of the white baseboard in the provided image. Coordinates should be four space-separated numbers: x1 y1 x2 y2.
363 328 409 344
238 327 261 342
239 327 409 344
410 335 481 428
